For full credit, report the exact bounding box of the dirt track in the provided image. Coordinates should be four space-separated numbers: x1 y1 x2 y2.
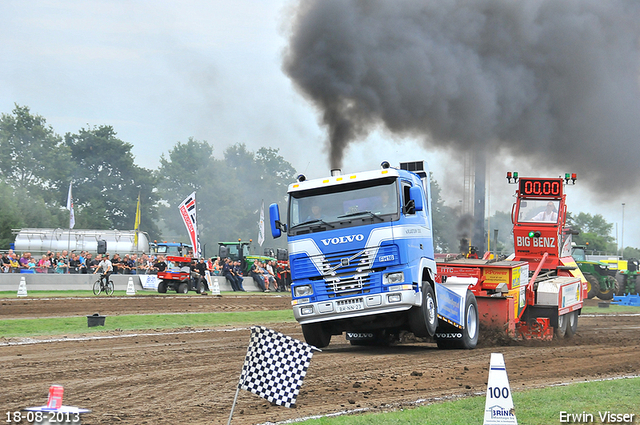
1 295 640 424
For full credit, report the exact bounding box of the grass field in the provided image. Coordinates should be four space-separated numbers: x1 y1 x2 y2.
296 377 640 425
0 310 296 338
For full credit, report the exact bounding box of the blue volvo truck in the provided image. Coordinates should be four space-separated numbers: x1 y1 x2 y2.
269 161 479 349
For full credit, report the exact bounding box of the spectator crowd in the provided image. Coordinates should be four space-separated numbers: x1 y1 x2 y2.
1 249 291 292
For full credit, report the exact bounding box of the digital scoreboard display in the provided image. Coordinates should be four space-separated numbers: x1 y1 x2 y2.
519 178 562 198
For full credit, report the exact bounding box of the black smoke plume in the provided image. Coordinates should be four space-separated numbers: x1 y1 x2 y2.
283 0 640 193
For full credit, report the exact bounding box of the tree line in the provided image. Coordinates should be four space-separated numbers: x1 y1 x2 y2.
1 104 634 258
0 104 295 256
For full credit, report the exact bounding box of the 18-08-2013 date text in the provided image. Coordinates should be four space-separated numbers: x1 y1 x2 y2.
6 410 80 423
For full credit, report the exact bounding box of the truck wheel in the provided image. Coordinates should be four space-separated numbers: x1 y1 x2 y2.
408 282 437 337
177 283 189 294
301 323 331 348
597 277 619 300
436 291 479 350
585 274 599 299
555 313 568 338
158 281 168 293
565 310 578 338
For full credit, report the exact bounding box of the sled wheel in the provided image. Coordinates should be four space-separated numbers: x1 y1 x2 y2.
565 310 578 338
555 313 568 338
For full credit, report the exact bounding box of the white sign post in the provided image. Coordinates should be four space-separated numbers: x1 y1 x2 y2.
483 353 517 425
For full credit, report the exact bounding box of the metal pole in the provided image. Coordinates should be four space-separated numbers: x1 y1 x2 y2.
67 230 71 274
621 203 625 258
227 386 241 425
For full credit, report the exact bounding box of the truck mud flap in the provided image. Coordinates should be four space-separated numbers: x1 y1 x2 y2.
346 332 376 341
346 330 398 346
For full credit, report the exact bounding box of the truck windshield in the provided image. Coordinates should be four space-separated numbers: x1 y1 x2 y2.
517 199 560 224
288 177 399 235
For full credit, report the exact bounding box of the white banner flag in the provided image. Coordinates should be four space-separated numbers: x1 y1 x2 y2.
178 192 200 257
257 200 265 247
66 182 75 229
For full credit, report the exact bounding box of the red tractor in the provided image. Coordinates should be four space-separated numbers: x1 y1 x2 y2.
436 173 587 341
157 256 207 294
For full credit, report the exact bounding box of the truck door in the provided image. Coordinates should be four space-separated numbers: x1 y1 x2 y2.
400 180 433 272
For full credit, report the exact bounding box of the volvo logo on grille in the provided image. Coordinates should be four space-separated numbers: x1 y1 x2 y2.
321 234 365 246
341 258 349 266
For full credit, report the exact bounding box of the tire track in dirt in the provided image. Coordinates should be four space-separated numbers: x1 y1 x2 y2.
1 297 639 424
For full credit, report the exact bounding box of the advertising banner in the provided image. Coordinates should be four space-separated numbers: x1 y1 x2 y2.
178 192 201 257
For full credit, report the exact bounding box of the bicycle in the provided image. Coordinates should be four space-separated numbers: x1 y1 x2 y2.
93 274 115 296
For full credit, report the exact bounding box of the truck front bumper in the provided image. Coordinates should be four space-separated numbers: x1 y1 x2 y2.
293 287 421 325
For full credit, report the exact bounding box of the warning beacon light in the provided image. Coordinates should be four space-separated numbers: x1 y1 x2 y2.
506 171 519 184
564 172 577 185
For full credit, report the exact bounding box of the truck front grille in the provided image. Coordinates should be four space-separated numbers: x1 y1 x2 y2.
325 273 372 296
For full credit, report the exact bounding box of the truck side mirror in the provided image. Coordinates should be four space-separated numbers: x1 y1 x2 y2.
269 203 286 238
408 186 423 213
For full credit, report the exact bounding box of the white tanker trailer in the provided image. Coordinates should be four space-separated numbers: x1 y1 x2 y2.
11 228 150 255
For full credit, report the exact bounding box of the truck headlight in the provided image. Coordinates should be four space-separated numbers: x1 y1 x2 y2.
383 272 404 285
300 306 314 315
294 285 313 297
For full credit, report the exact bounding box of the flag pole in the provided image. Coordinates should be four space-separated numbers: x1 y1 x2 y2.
227 386 241 425
66 181 74 274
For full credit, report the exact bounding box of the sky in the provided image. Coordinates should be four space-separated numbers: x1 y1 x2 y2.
1 0 638 251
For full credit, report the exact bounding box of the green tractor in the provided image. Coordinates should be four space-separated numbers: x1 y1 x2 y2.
218 239 280 273
571 245 619 300
616 258 640 296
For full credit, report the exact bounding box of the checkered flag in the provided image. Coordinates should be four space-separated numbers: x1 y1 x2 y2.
238 326 319 408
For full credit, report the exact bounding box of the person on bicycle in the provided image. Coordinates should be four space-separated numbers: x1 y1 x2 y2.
93 253 113 288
